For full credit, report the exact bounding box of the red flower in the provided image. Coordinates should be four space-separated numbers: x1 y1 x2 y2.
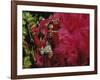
73 28 89 65
50 13 89 66
34 51 43 67
52 13 89 33
39 19 49 41
52 27 79 66
32 13 89 67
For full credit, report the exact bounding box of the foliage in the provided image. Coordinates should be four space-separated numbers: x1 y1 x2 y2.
22 11 52 68
22 12 38 68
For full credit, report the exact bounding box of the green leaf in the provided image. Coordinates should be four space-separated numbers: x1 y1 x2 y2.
25 12 32 18
22 12 26 20
27 17 34 23
23 56 32 68
22 26 27 35
22 20 26 25
24 48 30 56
